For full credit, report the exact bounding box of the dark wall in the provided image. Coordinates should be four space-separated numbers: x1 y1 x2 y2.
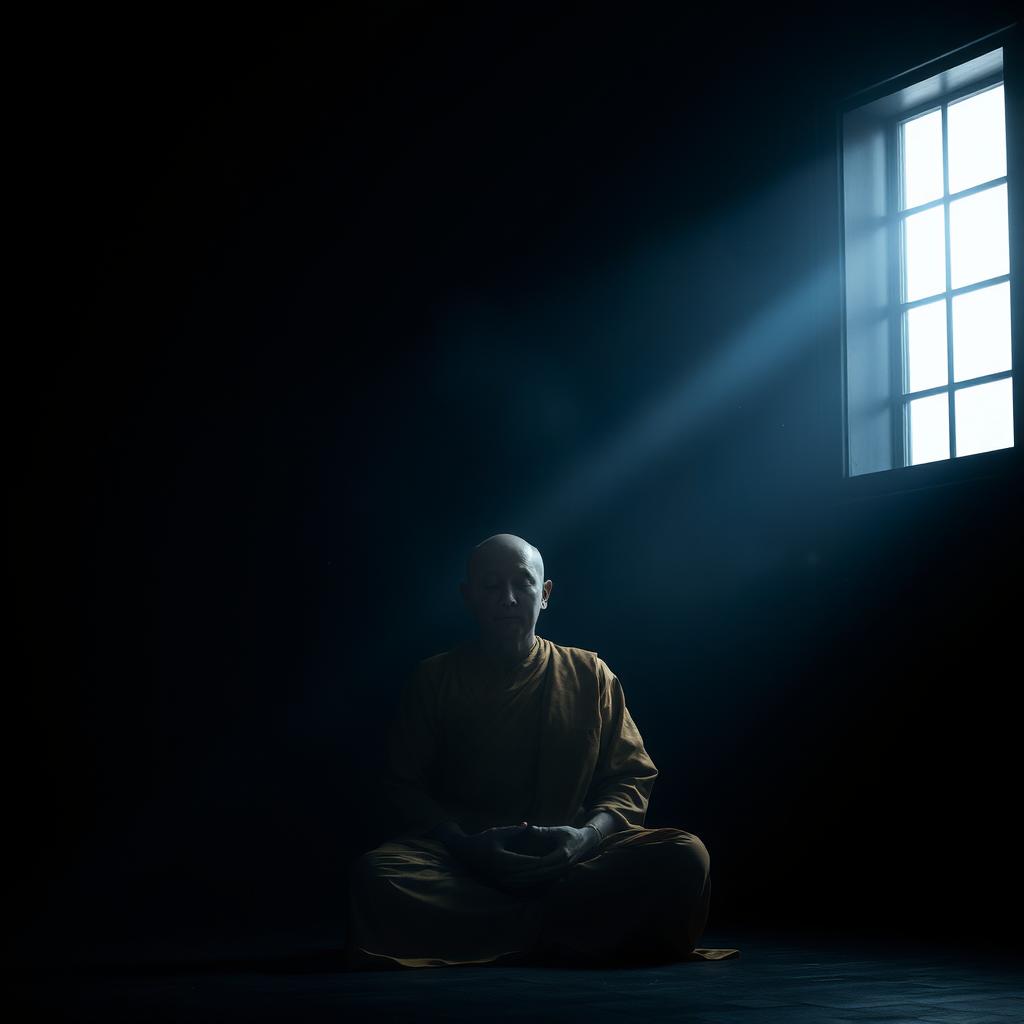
12 3 1021 962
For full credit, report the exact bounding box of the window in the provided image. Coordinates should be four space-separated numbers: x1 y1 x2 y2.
839 27 1022 487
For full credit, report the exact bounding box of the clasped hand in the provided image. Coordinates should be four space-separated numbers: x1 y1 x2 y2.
454 822 596 892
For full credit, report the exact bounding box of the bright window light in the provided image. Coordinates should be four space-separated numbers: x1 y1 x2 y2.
842 43 1016 478
901 110 944 208
954 378 1014 457
903 205 946 302
949 183 1009 289
952 281 1012 383
895 73 1013 464
909 393 951 465
905 299 948 394
947 84 1006 194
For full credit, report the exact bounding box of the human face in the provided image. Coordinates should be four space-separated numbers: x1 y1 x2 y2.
461 545 550 651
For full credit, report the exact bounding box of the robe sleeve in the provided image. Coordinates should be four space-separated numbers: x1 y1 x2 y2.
583 662 659 830
383 663 459 839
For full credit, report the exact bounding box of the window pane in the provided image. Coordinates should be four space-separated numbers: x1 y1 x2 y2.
949 183 1009 289
902 109 944 209
952 281 1012 383
905 298 948 393
908 393 950 465
955 377 1014 456
903 205 946 302
948 84 1006 195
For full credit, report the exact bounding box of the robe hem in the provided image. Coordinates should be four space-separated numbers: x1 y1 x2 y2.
347 944 526 969
688 947 741 960
346 943 741 969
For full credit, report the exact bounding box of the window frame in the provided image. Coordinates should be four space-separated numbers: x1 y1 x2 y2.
893 74 1010 468
836 23 1023 501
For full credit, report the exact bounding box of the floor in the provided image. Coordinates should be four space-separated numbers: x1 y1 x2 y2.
15 927 1024 1023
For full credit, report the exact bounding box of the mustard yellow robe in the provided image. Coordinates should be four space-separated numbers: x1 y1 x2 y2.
347 635 739 967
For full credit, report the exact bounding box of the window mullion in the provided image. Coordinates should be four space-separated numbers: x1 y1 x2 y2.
942 100 955 461
892 119 907 468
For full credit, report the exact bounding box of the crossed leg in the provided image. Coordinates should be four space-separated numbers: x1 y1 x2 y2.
345 826 712 970
521 827 711 966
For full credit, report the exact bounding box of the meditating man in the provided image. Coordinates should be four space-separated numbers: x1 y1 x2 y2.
345 533 739 968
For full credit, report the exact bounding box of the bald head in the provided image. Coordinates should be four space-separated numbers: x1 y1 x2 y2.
460 533 552 658
466 533 545 586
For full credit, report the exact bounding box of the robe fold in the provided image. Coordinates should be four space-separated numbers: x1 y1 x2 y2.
348 634 739 967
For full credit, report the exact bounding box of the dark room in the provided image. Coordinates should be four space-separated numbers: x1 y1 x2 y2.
11 2 1023 1021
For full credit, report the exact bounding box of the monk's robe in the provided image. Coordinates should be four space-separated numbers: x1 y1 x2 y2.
346 634 739 968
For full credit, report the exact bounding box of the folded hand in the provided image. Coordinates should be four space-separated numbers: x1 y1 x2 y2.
492 824 596 891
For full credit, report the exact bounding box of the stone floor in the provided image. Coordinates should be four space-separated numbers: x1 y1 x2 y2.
14 926 1024 1022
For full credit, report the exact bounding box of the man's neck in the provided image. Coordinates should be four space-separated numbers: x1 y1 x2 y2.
476 630 538 670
